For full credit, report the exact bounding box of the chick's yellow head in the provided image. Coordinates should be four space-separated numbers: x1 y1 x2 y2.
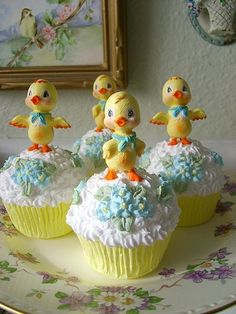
25 79 58 112
93 75 117 100
104 91 140 133
162 76 191 107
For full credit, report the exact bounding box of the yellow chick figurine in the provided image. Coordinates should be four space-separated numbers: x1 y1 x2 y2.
150 76 206 145
92 75 117 132
9 79 70 153
103 91 145 181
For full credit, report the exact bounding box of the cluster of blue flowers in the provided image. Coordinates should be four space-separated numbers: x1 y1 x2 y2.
95 184 153 230
84 134 111 167
161 154 204 193
11 158 56 196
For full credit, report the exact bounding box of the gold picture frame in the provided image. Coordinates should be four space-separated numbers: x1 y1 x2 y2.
0 0 127 89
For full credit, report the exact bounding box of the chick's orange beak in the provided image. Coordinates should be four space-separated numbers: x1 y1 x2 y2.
173 90 184 99
115 116 128 127
31 95 41 105
99 88 108 95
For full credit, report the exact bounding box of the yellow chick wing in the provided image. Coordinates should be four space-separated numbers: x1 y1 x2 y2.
189 108 207 121
53 117 71 129
150 112 168 125
9 115 29 128
136 138 145 157
103 140 117 159
92 104 101 118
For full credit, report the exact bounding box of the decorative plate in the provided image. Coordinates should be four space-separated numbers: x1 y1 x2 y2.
0 174 236 314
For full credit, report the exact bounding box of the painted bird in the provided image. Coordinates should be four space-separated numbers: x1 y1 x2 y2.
9 79 71 153
20 8 43 48
103 91 145 181
150 76 206 145
92 75 117 132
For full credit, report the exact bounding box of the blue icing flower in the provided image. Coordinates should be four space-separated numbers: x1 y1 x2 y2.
95 184 154 229
96 200 113 221
11 158 56 196
211 151 224 166
138 147 152 169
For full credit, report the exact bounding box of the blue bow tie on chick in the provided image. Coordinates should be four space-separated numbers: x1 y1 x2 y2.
30 112 51 126
112 133 137 152
170 105 189 118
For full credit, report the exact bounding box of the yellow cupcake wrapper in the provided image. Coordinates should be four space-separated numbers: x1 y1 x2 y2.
177 192 221 227
78 234 172 279
3 202 72 239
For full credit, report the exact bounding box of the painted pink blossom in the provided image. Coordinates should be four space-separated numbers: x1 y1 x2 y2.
223 176 236 195
57 5 76 22
59 291 93 311
211 265 236 279
98 304 121 314
214 223 236 237
158 268 176 278
41 26 56 42
183 270 208 283
215 201 234 216
0 205 7 215
208 247 231 260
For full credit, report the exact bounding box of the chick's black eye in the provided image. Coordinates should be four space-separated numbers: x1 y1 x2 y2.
95 84 98 90
167 86 172 93
182 85 187 92
128 108 135 118
107 83 112 89
108 109 113 117
28 90 32 96
43 90 49 98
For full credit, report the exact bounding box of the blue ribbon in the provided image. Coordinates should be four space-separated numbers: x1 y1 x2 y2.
99 100 107 112
112 133 136 152
30 112 51 126
169 106 189 118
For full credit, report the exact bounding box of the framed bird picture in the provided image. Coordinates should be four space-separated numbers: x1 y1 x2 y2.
0 0 127 89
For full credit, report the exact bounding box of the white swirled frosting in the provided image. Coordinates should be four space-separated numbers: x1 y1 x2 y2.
0 146 89 207
143 140 225 196
66 170 180 249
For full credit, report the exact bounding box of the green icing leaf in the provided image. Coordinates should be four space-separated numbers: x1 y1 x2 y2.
133 185 147 199
94 186 112 201
112 217 135 232
72 180 87 204
157 184 173 202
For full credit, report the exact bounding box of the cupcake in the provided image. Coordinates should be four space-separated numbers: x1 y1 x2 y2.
0 147 88 238
72 75 117 173
67 91 180 278
0 79 89 238
143 76 225 226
